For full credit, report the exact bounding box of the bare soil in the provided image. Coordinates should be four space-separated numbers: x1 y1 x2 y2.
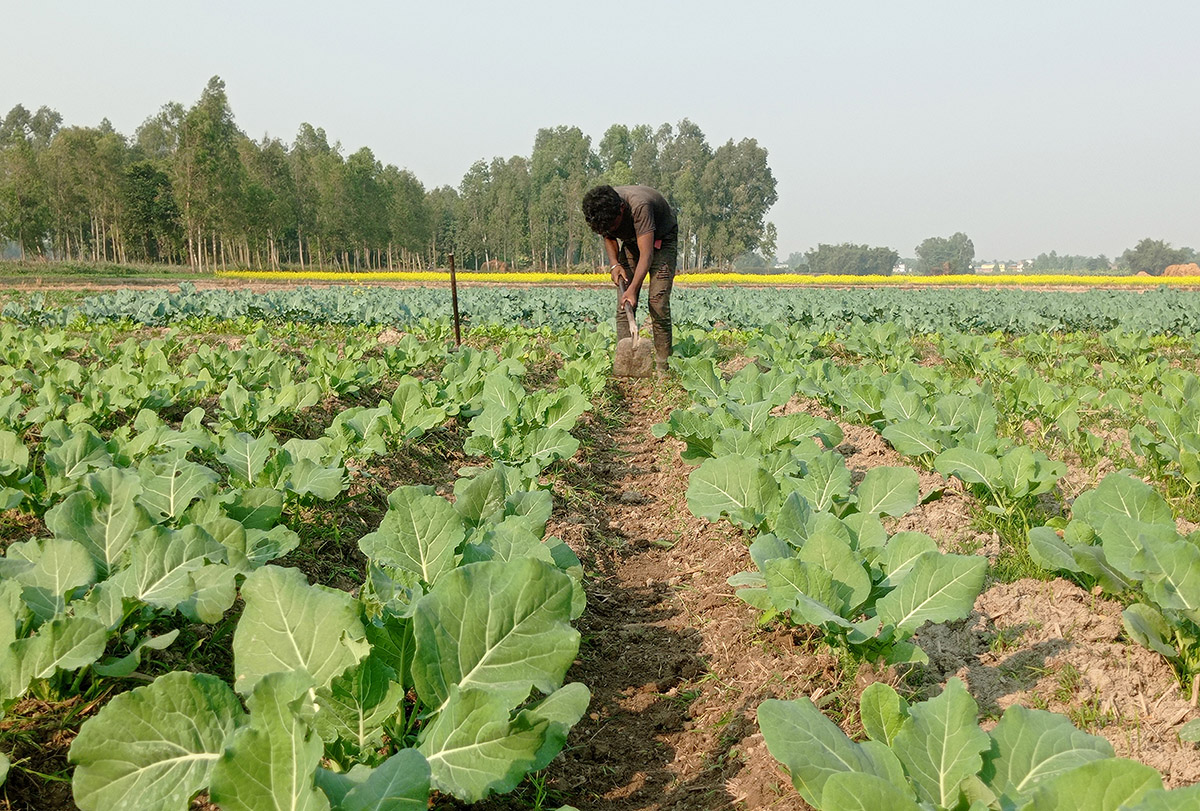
491 381 1200 808
916 579 1200 787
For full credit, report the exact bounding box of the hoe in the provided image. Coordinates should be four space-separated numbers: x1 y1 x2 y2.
612 278 654 377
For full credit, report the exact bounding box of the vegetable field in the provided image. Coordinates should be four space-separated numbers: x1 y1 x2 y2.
2 283 1200 810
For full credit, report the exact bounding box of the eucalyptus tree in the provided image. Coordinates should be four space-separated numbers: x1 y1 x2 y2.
381 164 429 269
424 185 459 268
699 137 777 267
457 159 491 269
39 125 95 260
805 242 899 276
121 160 181 263
529 126 599 268
0 105 55 258
237 137 297 269
173 76 248 270
916 233 975 275
598 125 636 186
344 147 390 269
657 120 712 269
487 155 532 268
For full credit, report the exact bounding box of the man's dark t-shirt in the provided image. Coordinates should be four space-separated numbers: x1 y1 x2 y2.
611 185 677 244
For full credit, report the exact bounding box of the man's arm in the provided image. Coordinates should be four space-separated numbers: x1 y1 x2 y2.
619 231 655 310
606 237 625 285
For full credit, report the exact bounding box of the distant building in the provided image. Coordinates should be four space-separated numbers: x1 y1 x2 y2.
892 262 911 275
974 260 1032 274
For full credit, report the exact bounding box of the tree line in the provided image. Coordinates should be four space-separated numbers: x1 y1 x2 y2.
0 77 778 272
779 235 1196 277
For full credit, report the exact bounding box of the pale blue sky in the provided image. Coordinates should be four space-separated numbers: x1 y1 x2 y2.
4 1 1197 260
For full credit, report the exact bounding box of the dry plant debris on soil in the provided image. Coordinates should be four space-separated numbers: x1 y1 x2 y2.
4 351 1200 811
471 376 1200 810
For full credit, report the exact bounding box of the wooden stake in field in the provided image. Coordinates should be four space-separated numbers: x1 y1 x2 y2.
449 252 462 346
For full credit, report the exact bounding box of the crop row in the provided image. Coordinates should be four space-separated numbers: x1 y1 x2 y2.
8 283 1200 334
0 323 607 808
656 333 1200 808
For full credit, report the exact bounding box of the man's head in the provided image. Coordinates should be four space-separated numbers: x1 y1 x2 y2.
582 185 624 237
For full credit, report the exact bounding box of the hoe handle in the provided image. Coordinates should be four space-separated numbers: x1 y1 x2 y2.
617 279 639 343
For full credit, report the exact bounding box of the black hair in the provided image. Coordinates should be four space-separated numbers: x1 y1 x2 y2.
582 185 623 235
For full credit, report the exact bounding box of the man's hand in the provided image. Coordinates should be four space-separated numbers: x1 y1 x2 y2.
619 284 638 312
610 264 629 286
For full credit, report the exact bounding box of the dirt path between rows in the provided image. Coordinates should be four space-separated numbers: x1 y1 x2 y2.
477 378 1200 810
474 380 843 811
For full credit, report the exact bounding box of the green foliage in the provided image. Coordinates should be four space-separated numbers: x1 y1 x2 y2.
1121 238 1196 276
915 232 975 275
0 319 601 808
804 242 899 276
759 678 1193 811
656 358 985 663
1029 472 1200 690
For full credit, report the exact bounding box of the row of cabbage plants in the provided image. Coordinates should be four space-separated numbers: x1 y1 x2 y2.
1 320 608 808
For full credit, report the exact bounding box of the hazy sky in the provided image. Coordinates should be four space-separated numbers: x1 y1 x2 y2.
4 1 1197 260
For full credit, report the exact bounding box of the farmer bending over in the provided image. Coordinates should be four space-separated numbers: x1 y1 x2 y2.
582 184 678 374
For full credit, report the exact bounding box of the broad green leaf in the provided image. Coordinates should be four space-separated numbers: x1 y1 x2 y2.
463 517 556 567
1134 538 1200 622
210 671 330 811
877 531 939 584
417 686 548 803
6 538 96 621
1073 545 1134 595
314 655 406 753
218 431 278 484
764 557 853 629
286 458 346 500
1099 515 1178 581
0 430 29 476
224 486 285 530
881 419 946 458
758 696 880 807
686 454 779 530
316 749 431 811
234 565 369 694
125 525 225 610
860 682 909 746
453 466 509 527
855 466 920 518
515 682 591 771
794 451 852 513
12 614 108 686
178 563 238 624
69 671 245 811
412 558 577 709
358 487 464 586
935 447 1001 491
821 771 920 811
137 457 220 521
798 533 871 613
93 629 180 678
893 678 990 809
876 552 987 635
1028 526 1084 574
1029 757 1163 811
749 534 793 571
44 467 150 575
983 704 1114 804
43 424 112 483
520 427 580 465
1130 785 1200 811
1122 603 1178 659
1072 473 1174 528
773 491 813 545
